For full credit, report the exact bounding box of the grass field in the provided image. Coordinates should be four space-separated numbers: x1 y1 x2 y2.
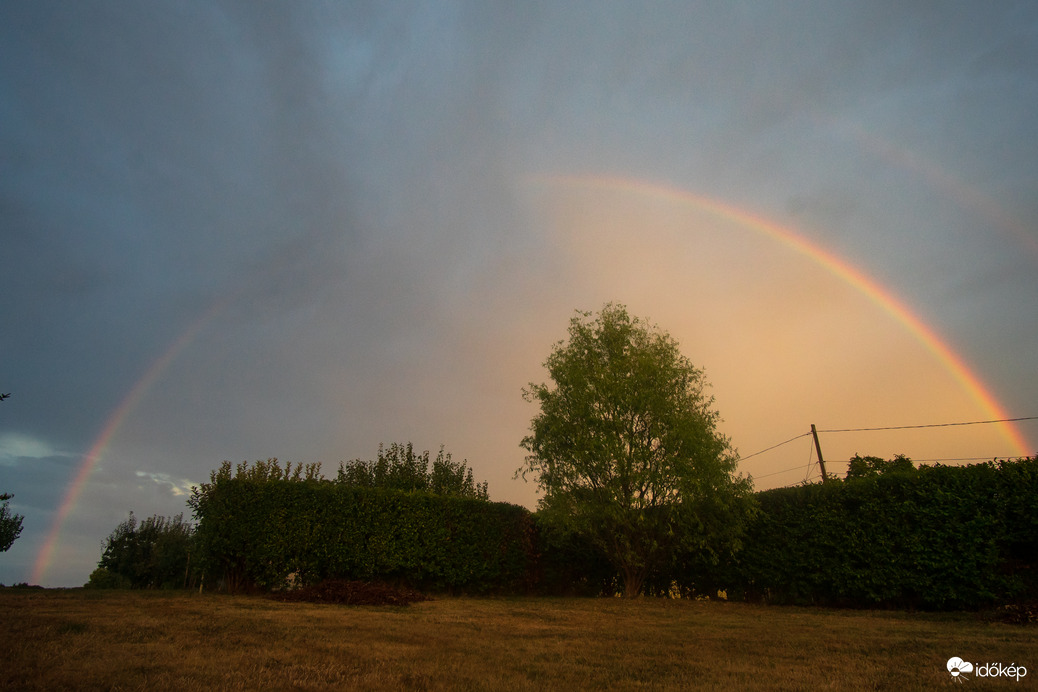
1 589 1033 690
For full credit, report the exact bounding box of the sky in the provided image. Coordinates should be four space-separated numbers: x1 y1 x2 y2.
2 1 1037 587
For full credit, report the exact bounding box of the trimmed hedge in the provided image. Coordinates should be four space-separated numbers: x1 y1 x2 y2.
697 457 1038 609
189 457 1038 607
189 463 534 593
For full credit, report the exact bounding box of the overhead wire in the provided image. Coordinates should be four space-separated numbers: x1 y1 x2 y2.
752 464 807 480
803 434 815 483
816 416 1038 433
738 415 1037 488
738 432 811 462
752 454 1024 485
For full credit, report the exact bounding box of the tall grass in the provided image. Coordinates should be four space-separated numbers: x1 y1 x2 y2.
1 589 1033 690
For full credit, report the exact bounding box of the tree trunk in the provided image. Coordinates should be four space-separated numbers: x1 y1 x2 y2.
621 565 644 598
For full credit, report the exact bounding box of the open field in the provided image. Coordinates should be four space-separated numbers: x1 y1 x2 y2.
1 589 1033 690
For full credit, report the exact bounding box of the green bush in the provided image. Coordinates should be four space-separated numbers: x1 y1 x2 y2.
529 514 618 596
702 457 1038 609
186 455 1037 607
188 460 532 593
84 567 131 589
95 512 196 589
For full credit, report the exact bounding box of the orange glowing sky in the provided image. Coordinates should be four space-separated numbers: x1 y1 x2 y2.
4 4 1037 586
527 177 1032 478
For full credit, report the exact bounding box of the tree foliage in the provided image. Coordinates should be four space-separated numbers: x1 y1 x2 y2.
187 457 519 593
89 512 195 589
0 493 24 552
0 398 23 553
519 303 755 597
182 458 322 588
709 457 1038 609
845 453 915 481
337 443 489 500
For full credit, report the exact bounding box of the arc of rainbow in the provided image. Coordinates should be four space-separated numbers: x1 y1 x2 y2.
540 174 1031 456
30 298 228 585
818 115 1038 262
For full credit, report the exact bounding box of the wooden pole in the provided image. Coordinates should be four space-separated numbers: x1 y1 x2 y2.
810 424 829 483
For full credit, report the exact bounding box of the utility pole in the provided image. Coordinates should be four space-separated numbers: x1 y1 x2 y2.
810 424 829 483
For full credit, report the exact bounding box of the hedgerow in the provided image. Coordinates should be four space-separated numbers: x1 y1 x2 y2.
187 459 533 593
692 456 1038 609
182 454 1037 608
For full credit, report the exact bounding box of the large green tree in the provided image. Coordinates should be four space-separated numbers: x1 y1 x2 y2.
519 303 754 597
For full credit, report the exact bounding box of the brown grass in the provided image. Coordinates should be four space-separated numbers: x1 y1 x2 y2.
1 589 1033 690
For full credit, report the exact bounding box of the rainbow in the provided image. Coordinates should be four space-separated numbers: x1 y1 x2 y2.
32 173 1031 585
541 174 1031 455
30 299 227 585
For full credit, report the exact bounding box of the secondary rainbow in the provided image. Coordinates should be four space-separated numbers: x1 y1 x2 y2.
543 174 1031 456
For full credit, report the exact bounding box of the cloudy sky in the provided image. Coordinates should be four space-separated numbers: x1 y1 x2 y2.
3 2 1037 587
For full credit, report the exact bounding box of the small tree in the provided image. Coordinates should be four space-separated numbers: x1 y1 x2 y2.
94 512 195 588
519 304 755 597
845 454 915 481
0 493 24 552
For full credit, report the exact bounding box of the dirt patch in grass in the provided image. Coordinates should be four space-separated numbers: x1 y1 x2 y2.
269 579 429 606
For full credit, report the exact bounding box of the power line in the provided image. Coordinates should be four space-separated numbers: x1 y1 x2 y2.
739 416 1038 487
753 463 810 480
810 455 1023 465
751 453 1027 485
803 434 816 484
740 416 1037 463
817 416 1038 434
751 454 1024 481
739 432 811 462
750 439 817 481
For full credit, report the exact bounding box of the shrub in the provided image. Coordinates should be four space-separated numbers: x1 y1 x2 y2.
97 512 197 589
702 457 1038 609
84 567 131 589
189 459 531 593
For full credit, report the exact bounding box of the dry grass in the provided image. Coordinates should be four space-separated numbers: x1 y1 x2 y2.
1 588 1034 690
